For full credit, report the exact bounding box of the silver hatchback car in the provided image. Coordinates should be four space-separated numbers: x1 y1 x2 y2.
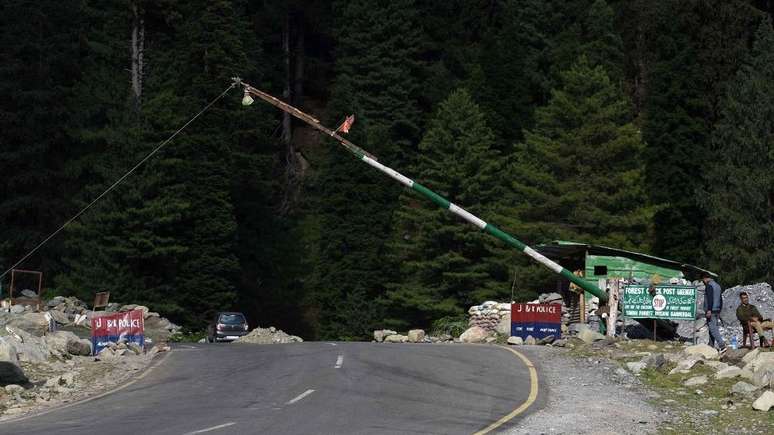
207 312 249 342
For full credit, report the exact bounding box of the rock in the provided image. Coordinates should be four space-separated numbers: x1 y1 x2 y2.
384 334 407 343
720 348 748 365
578 327 606 344
7 313 50 336
683 344 719 360
0 362 28 386
752 367 774 388
459 326 489 343
46 309 71 325
438 334 452 342
703 360 729 371
715 366 742 380
6 328 50 363
0 338 19 364
5 384 25 394
739 368 755 382
552 338 568 347
746 351 774 372
752 390 774 411
485 336 497 343
684 375 708 387
43 330 81 356
537 335 555 345
730 381 759 396
627 362 647 374
496 316 511 335
525 335 537 345
10 305 26 315
407 329 425 343
669 355 704 375
127 342 143 355
374 330 385 343
66 339 92 356
382 330 397 337
507 336 523 345
642 353 666 369
20 289 37 298
742 348 760 364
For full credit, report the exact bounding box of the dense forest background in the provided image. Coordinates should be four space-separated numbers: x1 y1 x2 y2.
1 0 773 339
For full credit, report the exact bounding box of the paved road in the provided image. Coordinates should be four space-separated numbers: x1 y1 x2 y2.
3 342 541 435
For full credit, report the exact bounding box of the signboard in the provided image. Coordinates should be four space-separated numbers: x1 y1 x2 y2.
511 303 562 340
93 291 110 309
622 285 696 320
90 310 145 355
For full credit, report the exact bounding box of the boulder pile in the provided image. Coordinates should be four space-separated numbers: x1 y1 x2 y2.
676 282 773 344
0 295 179 388
372 329 453 343
234 326 303 344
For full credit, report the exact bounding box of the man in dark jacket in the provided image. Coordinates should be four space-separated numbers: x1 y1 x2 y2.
703 274 726 353
736 291 772 347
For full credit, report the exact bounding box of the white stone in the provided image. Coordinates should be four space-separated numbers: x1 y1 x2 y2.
703 361 729 371
373 330 385 343
459 326 489 343
669 355 704 375
407 329 425 343
683 344 719 360
626 362 647 374
714 366 742 380
383 334 407 343
730 381 759 395
507 336 523 345
742 348 760 364
752 390 774 411
684 375 708 387
578 327 605 344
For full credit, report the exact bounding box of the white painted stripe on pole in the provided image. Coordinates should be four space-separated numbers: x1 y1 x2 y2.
335 355 343 368
184 422 236 435
523 247 563 274
362 156 414 187
449 203 487 229
286 389 315 405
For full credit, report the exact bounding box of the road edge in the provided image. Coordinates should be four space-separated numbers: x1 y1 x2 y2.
473 345 539 435
0 349 173 424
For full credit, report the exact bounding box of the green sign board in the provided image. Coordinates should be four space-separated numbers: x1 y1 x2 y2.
622 285 696 320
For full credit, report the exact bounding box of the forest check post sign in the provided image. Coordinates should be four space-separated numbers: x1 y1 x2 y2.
622 285 696 320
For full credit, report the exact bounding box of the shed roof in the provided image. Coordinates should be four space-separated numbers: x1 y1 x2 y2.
535 241 718 279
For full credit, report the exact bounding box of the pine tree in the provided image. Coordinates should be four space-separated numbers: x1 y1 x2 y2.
508 57 653 290
702 19 774 285
381 89 508 329
639 0 760 263
0 0 83 278
305 0 425 339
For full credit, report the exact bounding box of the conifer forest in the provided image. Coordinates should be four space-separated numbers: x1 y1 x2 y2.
1 0 773 339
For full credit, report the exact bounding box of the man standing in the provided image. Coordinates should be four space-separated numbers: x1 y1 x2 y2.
736 291 772 347
703 273 726 353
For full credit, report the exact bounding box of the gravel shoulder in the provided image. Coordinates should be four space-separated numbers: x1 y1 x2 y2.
0 350 164 421
509 346 661 435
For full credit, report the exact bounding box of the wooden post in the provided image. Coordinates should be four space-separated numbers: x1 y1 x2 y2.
607 279 619 337
653 319 657 341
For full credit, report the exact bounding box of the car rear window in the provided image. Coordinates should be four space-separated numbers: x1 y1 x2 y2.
219 314 246 324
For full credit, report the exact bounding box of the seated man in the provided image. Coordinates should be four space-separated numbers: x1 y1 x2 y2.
736 291 773 347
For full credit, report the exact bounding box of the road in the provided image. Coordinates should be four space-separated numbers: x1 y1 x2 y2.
3 342 541 435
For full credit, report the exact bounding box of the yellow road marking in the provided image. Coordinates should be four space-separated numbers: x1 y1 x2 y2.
473 346 539 435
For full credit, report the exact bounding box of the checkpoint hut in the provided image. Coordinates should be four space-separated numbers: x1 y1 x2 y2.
536 241 717 337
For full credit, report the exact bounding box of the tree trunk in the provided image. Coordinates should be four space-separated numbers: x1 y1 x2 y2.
131 1 144 107
281 13 292 146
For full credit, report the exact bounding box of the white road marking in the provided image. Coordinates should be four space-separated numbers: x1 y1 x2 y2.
327 342 337 346
184 422 236 434
335 355 344 368
286 389 315 405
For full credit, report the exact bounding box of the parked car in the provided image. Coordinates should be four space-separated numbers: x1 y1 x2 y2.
207 312 250 342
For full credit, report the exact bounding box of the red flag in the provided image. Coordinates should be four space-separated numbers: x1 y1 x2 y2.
337 114 355 134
